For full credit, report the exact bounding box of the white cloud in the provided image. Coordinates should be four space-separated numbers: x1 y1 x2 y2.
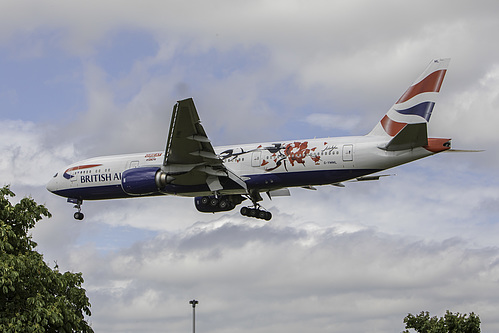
64 221 499 333
443 64 499 145
306 113 362 132
0 120 77 186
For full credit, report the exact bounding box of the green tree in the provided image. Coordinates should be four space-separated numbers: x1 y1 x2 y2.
0 185 93 332
403 310 480 333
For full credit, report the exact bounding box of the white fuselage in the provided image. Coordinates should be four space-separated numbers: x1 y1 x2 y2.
46 135 435 201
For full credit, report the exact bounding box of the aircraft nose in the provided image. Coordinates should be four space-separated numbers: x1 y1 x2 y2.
46 174 59 193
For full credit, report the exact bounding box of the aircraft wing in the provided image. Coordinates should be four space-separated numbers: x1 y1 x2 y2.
163 98 247 192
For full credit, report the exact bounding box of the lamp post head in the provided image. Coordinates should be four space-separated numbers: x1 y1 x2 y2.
189 299 199 308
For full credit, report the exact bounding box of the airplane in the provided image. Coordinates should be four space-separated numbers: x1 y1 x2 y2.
47 58 454 221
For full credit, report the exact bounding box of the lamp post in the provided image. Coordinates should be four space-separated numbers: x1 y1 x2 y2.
189 300 198 333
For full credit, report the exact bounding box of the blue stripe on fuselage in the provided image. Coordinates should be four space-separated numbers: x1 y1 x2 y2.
51 169 381 200
244 169 381 188
51 184 131 201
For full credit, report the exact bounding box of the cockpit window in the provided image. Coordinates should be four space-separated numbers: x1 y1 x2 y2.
53 173 58 178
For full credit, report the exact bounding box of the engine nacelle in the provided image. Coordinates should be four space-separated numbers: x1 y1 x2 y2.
195 195 245 213
121 167 170 195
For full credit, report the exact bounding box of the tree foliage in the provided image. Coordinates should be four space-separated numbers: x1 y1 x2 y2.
0 185 93 332
403 310 480 333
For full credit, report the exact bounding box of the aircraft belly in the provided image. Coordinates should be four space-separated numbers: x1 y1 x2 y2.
51 184 132 200
163 176 245 196
244 169 382 189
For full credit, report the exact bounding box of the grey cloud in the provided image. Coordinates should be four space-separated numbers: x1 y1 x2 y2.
76 221 499 333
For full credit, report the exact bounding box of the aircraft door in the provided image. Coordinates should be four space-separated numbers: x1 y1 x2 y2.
69 172 78 187
342 144 353 162
251 151 262 167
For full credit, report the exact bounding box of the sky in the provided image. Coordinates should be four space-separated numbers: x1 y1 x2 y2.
2 0 499 332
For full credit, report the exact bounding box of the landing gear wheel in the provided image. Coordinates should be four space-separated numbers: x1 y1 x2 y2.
74 212 84 220
240 207 249 216
219 199 229 210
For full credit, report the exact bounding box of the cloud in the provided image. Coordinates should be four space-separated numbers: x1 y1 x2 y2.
305 113 362 132
442 64 499 145
62 220 499 333
0 120 77 186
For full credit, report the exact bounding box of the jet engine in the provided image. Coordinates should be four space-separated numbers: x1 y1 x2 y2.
194 195 245 213
121 167 171 195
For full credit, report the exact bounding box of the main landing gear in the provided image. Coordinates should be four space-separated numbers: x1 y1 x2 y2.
240 206 272 221
239 191 272 221
68 198 84 220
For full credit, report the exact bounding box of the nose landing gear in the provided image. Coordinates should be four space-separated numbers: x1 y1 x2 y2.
74 211 84 220
68 198 84 220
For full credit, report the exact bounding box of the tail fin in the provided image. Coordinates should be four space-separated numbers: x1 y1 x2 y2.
369 58 450 138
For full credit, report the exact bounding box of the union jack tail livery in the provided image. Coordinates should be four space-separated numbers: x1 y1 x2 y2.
368 58 450 151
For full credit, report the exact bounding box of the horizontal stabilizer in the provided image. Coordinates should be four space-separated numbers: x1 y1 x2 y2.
333 174 394 187
445 149 485 153
356 174 394 181
380 123 427 151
